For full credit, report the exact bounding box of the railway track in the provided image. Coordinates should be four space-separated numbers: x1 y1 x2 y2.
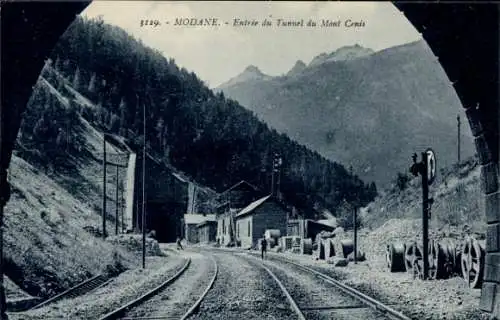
230 249 412 320
99 252 217 320
28 274 111 311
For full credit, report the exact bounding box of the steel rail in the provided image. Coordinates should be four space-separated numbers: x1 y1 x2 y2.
267 253 412 320
99 257 191 320
179 254 218 320
235 253 306 320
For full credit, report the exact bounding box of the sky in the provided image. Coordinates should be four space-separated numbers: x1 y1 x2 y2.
82 1 422 88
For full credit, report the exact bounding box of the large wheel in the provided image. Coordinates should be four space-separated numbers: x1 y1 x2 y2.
387 242 406 272
428 239 439 280
319 240 325 260
442 240 457 278
428 239 451 280
340 239 354 258
405 241 422 274
461 237 485 288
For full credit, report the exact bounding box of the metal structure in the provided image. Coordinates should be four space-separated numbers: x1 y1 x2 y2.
410 150 436 280
102 133 128 238
142 102 146 269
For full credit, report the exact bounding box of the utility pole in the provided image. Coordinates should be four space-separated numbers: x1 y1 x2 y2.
142 102 146 269
121 179 125 233
276 155 282 198
421 151 429 280
102 135 107 238
353 205 357 264
271 153 281 197
350 166 357 264
457 115 461 166
271 162 275 196
142 104 146 265
115 164 119 235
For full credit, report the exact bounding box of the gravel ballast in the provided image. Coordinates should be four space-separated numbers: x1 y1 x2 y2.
123 251 215 319
8 254 186 320
188 250 297 320
256 249 489 320
246 253 388 320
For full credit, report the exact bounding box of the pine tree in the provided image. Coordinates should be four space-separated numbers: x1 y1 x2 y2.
55 57 62 71
73 67 81 90
88 72 96 93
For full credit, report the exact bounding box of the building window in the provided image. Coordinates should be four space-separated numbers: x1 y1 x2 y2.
222 219 225 234
247 221 250 237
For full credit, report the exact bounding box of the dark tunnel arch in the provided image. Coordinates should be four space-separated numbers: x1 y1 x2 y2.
1 1 499 316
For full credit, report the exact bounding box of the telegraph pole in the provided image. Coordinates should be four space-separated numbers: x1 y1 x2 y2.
271 162 275 196
115 164 119 235
353 205 358 264
275 154 282 198
102 135 107 238
421 151 429 279
121 180 125 233
350 166 357 264
142 102 146 269
457 115 461 166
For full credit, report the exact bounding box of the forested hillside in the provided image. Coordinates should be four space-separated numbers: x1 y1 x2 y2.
34 16 376 217
218 41 474 188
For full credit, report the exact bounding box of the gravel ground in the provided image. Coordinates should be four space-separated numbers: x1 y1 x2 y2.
253 250 489 320
122 251 215 319
8 254 186 320
188 250 297 320
244 253 388 320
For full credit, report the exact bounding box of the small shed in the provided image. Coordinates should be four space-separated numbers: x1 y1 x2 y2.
183 214 215 243
287 218 336 240
235 195 288 249
197 219 217 243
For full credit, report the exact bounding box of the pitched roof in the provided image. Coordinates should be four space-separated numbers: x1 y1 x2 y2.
197 219 217 228
221 180 258 195
184 214 215 225
236 195 272 218
315 219 338 228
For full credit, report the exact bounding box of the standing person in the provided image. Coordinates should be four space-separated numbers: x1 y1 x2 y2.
261 237 267 260
176 237 183 250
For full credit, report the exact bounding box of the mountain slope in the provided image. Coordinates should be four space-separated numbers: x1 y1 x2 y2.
47 16 377 216
218 41 474 187
308 44 374 66
218 65 273 88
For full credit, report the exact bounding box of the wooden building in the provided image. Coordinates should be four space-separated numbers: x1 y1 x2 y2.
216 181 261 246
183 214 215 243
235 195 288 249
287 219 336 240
197 219 217 243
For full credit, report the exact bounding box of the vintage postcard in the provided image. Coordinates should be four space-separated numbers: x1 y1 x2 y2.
0 1 497 319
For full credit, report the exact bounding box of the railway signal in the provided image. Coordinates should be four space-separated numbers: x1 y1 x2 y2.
409 149 437 280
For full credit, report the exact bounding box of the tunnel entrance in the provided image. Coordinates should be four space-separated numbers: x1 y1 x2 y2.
1 2 499 317
146 201 184 243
